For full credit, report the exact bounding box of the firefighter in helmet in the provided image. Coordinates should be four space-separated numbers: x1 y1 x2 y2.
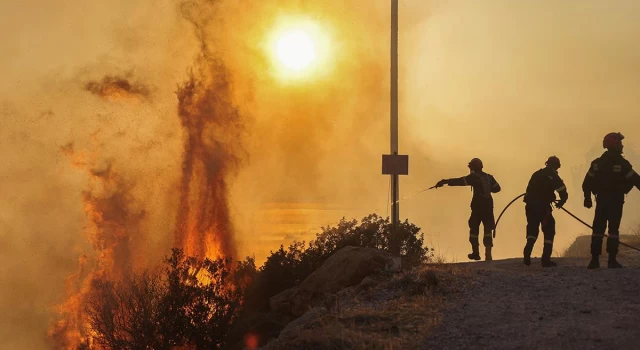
583 132 640 269
435 158 501 261
522 156 568 267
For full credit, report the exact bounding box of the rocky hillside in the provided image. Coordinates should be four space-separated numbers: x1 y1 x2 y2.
260 246 455 349
259 241 640 349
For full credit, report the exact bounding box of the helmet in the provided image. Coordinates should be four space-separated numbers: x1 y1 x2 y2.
603 132 624 150
545 156 561 168
468 158 483 171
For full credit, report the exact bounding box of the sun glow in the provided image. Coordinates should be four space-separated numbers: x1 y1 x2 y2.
268 18 331 80
276 30 317 71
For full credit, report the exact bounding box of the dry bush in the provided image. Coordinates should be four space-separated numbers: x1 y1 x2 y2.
85 249 245 349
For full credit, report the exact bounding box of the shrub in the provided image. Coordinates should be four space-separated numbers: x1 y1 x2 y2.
86 214 431 349
244 213 431 313
85 249 244 349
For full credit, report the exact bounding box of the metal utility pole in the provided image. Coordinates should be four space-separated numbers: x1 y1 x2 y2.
382 0 407 257
390 0 400 254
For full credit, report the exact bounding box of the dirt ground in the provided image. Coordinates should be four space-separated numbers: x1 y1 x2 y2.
421 252 640 350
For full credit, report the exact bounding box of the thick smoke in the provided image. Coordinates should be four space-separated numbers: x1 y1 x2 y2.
2 0 640 347
85 74 152 102
49 0 247 345
225 0 395 260
0 2 187 348
400 0 640 260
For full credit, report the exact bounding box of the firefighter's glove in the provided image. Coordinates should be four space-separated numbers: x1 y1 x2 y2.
584 197 593 209
555 200 566 209
435 179 448 188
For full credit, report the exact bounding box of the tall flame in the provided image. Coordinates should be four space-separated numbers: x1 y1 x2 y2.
49 145 146 348
49 26 244 350
49 1 246 346
173 64 242 260
172 0 244 261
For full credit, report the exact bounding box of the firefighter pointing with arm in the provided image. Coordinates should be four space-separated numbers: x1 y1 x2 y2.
435 158 501 261
583 132 640 269
522 156 568 267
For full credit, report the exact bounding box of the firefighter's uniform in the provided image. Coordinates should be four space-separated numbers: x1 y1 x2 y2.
583 149 640 268
440 170 501 261
523 164 568 267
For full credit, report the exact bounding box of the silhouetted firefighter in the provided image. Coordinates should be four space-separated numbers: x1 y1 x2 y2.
436 158 501 261
522 156 568 267
583 132 640 269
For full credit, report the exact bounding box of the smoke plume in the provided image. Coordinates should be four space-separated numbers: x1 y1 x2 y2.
173 1 245 259
49 0 247 345
85 74 152 102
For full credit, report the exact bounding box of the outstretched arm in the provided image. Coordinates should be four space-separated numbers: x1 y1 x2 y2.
447 175 472 187
436 175 472 188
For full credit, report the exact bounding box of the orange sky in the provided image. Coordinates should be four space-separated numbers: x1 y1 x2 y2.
3 1 640 347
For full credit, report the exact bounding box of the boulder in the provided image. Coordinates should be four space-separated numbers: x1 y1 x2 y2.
268 287 297 315
276 308 329 343
269 246 393 316
261 308 352 350
298 246 392 294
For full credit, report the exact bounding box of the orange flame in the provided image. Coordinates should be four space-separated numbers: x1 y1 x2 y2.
49 144 145 348
50 3 246 345
173 62 243 260
50 66 244 347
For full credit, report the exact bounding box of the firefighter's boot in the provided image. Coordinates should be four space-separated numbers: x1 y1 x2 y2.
608 255 623 269
468 244 481 261
541 243 556 267
523 241 534 266
541 259 557 267
607 238 622 268
485 247 492 261
588 255 600 269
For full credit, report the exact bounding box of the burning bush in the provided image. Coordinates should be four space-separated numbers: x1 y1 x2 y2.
85 249 246 349
79 215 430 349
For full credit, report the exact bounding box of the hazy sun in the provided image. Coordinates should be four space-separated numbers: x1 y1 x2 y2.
268 18 331 80
276 30 317 71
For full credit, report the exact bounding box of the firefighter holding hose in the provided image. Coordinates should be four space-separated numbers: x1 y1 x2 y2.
435 158 501 261
522 156 568 267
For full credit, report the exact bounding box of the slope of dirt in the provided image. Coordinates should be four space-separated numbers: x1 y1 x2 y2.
421 252 640 350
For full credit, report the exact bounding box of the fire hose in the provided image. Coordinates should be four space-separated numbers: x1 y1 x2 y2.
557 205 640 253
493 193 526 238
390 183 640 252
493 193 640 252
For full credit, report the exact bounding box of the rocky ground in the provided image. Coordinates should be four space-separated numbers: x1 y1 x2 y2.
261 243 640 350
422 251 640 350
262 247 455 349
